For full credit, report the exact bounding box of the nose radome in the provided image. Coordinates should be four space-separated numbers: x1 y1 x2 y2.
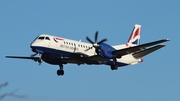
30 41 36 47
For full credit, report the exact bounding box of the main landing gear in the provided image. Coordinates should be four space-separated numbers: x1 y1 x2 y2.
57 64 64 76
111 65 118 70
111 58 118 70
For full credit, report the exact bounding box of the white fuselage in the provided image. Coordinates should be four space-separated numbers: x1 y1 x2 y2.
31 34 142 65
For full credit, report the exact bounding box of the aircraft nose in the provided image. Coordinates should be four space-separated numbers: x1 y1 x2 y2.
30 40 44 50
30 40 41 49
30 42 37 52
30 41 36 47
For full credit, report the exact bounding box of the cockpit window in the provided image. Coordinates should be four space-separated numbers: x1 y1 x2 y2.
38 37 45 40
45 37 50 40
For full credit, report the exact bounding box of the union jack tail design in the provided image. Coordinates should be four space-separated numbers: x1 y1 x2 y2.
128 24 141 45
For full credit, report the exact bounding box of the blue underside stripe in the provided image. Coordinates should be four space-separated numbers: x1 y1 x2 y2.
31 46 128 67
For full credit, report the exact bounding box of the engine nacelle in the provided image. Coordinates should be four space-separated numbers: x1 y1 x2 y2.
98 43 117 59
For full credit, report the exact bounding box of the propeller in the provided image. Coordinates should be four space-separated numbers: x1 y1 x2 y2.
31 52 42 65
85 31 107 54
38 60 42 65
30 52 38 57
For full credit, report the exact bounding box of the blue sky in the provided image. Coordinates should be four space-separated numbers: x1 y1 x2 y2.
0 0 179 101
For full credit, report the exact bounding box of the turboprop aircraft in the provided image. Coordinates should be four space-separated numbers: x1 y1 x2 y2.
6 24 169 76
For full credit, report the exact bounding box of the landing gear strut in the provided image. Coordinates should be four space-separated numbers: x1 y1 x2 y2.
57 64 64 76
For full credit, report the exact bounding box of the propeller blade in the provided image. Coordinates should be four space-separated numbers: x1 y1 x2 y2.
85 31 107 53
31 53 38 57
39 62 42 65
97 38 107 44
95 31 98 43
86 36 94 44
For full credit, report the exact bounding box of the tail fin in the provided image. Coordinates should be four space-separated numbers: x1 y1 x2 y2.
128 24 141 45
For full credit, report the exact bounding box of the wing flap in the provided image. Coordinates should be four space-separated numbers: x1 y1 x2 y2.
112 39 169 56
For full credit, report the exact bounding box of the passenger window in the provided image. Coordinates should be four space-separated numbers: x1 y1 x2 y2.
38 37 45 40
45 37 50 40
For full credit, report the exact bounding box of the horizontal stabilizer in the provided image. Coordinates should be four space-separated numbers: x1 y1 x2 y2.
133 44 166 58
112 39 169 56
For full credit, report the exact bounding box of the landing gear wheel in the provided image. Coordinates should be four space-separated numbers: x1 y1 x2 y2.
110 65 118 70
57 70 61 76
60 70 64 75
111 58 118 70
111 65 115 70
57 70 64 76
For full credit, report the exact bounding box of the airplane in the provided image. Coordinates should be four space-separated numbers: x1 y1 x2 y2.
6 24 169 76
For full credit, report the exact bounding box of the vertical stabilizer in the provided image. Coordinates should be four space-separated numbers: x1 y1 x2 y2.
128 24 141 45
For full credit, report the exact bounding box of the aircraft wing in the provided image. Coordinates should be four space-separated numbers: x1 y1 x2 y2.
6 56 40 61
87 55 109 62
112 39 169 56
